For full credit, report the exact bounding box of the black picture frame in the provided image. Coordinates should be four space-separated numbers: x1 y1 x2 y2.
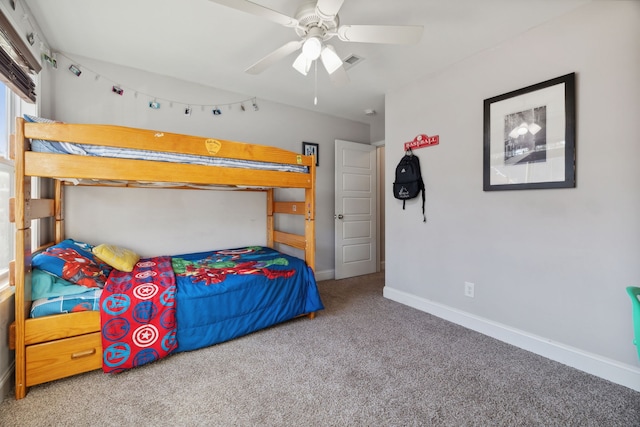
303 142 319 166
483 73 576 191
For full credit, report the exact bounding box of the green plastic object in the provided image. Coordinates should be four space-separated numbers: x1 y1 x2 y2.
627 286 640 360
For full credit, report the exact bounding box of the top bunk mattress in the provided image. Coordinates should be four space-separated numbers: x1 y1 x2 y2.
25 115 308 174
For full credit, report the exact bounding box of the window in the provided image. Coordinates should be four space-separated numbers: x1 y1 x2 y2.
0 5 41 299
0 82 12 286
0 79 37 291
0 164 11 286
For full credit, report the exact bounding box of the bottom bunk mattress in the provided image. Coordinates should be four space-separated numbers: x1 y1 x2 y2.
99 246 324 372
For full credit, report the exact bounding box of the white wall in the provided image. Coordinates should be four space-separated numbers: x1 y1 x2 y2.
370 116 385 143
42 54 370 277
385 1 640 391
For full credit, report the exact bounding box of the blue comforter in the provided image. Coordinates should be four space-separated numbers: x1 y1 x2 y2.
172 246 324 352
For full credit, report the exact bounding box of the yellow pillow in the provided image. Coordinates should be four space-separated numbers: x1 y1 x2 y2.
92 244 140 272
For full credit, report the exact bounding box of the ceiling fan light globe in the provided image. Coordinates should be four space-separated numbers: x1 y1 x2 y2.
302 37 322 60
320 45 343 75
292 53 312 75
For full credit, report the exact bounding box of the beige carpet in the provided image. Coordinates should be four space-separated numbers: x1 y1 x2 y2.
1 271 639 426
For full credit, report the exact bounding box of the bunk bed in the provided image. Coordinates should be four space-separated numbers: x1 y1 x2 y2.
8 116 321 399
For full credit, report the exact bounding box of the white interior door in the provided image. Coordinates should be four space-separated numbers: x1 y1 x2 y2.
335 139 377 280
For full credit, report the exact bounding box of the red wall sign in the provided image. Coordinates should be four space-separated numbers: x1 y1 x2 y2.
404 134 439 151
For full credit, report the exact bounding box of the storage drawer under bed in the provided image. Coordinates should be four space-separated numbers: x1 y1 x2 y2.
10 311 101 348
26 311 101 344
26 332 102 386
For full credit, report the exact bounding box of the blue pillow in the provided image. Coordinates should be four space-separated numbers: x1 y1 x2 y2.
32 239 113 289
31 268 94 299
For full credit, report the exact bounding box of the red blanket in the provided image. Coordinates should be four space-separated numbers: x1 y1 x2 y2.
100 257 178 373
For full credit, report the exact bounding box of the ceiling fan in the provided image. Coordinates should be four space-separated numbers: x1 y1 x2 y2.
209 0 424 85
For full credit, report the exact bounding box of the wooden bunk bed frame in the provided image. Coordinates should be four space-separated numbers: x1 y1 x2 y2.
8 117 316 399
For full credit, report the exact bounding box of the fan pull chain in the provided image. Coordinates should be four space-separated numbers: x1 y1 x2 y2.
314 60 318 105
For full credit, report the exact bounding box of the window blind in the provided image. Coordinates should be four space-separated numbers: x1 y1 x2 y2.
0 10 40 103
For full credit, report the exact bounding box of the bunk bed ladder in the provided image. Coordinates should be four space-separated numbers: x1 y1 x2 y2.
266 186 316 272
9 118 60 399
10 119 32 400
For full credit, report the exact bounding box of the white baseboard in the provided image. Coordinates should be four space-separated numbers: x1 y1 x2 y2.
315 266 386 282
1 361 14 400
383 285 640 392
314 269 334 282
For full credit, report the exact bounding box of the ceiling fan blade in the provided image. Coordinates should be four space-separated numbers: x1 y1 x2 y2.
315 0 345 19
245 40 303 74
328 64 350 87
209 0 298 27
337 24 424 44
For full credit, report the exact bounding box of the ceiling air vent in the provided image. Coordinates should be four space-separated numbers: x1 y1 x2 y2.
342 54 364 70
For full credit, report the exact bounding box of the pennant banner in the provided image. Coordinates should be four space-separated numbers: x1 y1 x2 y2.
404 134 439 151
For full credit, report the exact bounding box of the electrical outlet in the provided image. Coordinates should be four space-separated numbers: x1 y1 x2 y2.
464 282 475 298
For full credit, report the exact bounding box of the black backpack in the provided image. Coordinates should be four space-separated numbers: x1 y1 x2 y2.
393 149 426 222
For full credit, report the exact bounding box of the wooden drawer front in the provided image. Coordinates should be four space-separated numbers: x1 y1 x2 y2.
26 332 102 386
25 311 101 345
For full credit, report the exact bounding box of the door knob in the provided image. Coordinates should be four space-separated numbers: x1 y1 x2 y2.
335 214 344 219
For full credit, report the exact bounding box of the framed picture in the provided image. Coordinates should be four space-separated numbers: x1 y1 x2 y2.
483 73 576 191
303 141 319 166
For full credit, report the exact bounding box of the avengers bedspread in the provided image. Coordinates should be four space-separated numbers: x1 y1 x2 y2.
100 246 323 371
100 257 178 373
173 246 324 352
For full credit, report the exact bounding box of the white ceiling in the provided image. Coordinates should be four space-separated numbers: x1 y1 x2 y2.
24 0 590 126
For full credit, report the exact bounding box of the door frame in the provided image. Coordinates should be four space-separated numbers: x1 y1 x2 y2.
334 139 379 279
372 141 385 271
